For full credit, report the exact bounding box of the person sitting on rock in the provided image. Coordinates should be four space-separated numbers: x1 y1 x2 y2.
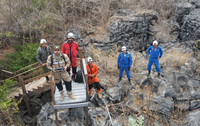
36 39 52 83
147 40 163 78
86 57 102 99
117 46 132 84
47 45 76 101
62 33 79 81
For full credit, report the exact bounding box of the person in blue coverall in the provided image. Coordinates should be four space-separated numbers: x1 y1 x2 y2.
147 40 163 78
117 46 132 84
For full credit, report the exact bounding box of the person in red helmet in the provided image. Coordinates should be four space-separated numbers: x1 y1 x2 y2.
62 33 79 81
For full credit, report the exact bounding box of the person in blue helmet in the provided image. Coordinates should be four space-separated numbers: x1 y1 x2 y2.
117 46 132 84
147 40 163 78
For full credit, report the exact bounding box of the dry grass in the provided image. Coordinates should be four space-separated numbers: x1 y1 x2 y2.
160 50 191 68
0 46 15 60
127 0 174 20
85 44 120 78
153 20 174 42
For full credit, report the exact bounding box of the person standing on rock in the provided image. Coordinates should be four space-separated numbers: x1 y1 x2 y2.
117 46 132 84
47 45 76 101
86 57 102 99
62 33 79 81
36 39 52 83
147 40 163 78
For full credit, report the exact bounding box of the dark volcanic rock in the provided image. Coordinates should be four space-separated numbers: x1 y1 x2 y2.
180 9 200 41
89 108 109 126
150 95 174 116
186 110 200 126
107 10 158 51
173 2 195 25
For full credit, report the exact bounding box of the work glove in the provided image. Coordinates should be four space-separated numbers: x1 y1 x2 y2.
127 67 130 70
118 66 120 69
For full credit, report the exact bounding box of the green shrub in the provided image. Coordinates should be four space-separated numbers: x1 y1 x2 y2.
1 42 40 72
0 79 17 110
129 115 144 126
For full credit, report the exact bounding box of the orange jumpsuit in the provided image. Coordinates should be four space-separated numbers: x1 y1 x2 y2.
86 63 101 93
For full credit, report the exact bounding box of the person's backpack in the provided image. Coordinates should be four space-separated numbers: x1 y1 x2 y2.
119 52 130 65
75 70 83 83
51 53 66 67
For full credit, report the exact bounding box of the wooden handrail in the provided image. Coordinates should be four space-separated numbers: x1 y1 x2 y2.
23 69 43 79
24 72 51 84
15 62 39 73
9 66 41 79
2 70 14 75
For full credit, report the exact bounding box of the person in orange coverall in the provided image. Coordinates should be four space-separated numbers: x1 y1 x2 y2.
86 57 101 99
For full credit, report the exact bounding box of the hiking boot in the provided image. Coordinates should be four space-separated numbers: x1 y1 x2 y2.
157 73 161 79
60 91 64 101
128 79 131 84
147 71 151 77
72 75 75 82
67 91 76 100
89 93 93 97
97 93 102 99
118 77 122 82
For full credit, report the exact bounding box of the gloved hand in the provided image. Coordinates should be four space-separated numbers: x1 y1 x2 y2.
127 67 130 70
118 66 120 69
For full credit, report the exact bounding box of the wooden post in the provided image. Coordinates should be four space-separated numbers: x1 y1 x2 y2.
18 75 32 117
50 72 55 105
49 72 57 123
79 48 83 70
37 63 41 76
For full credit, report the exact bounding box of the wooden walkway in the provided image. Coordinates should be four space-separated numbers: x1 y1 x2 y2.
8 77 50 98
54 82 86 105
50 59 89 125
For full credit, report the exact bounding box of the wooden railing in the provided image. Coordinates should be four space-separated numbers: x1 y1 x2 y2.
1 47 84 117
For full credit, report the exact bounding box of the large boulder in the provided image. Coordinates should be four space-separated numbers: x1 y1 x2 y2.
107 9 158 51
180 9 200 41
172 2 195 25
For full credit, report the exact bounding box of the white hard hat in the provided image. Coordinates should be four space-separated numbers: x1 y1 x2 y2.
153 40 158 45
67 33 75 40
87 57 93 62
40 39 47 45
121 46 126 51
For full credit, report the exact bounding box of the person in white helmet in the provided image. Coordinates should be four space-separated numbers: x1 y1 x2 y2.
62 33 79 81
117 46 132 84
36 39 52 82
147 40 163 78
86 57 102 99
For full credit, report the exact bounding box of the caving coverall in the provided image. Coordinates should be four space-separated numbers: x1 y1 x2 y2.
47 53 72 91
86 63 101 94
62 41 79 76
147 46 163 73
117 52 132 79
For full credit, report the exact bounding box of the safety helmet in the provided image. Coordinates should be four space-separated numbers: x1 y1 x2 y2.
40 39 47 45
121 46 126 51
67 33 75 40
153 40 158 45
54 45 60 50
87 57 93 62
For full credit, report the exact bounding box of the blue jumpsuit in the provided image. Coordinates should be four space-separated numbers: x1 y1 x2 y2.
147 46 163 73
117 52 132 79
